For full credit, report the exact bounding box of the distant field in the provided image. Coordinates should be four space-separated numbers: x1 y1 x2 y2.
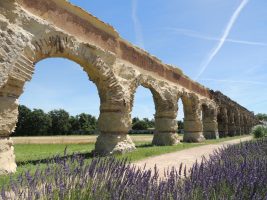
12 134 160 144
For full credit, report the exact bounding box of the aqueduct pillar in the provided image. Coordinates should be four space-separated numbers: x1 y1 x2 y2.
228 110 236 137
183 96 205 142
152 95 180 146
202 104 219 139
234 112 241 135
217 107 229 137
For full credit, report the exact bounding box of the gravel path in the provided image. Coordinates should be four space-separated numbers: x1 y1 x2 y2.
134 136 253 177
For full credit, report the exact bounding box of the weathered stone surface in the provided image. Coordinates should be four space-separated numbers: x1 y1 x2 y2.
95 134 136 155
0 137 16 174
183 132 205 143
0 97 18 136
152 132 180 146
202 104 219 139
182 94 206 142
0 0 258 174
210 91 258 136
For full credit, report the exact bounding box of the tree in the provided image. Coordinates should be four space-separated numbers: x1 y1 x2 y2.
14 105 32 136
132 117 140 124
256 113 267 121
69 116 80 134
132 117 155 131
177 120 184 133
15 105 99 136
15 106 52 136
132 120 149 130
27 109 51 135
48 109 70 135
78 113 97 133
143 118 155 128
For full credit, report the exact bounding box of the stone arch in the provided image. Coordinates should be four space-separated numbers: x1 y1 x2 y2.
234 110 241 135
0 32 137 173
217 106 228 137
181 93 205 142
201 103 219 139
227 107 236 136
244 114 249 134
131 76 180 146
2 32 124 106
239 114 245 135
246 116 253 134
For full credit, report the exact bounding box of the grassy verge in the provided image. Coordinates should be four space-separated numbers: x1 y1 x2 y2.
0 135 250 187
15 144 95 163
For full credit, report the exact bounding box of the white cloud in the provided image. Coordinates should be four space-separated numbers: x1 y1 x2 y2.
132 0 145 49
195 0 250 80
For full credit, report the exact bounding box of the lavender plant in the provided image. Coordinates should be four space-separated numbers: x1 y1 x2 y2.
1 138 267 200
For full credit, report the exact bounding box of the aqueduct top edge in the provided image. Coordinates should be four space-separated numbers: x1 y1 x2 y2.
16 0 210 98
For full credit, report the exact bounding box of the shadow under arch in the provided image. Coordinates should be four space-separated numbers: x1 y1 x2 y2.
227 107 236 137
234 110 241 136
217 107 229 137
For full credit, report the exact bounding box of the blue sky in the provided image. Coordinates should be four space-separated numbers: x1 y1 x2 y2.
20 0 267 120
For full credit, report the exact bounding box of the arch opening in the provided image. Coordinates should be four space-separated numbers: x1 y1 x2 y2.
16 58 100 137
177 98 184 136
131 86 156 145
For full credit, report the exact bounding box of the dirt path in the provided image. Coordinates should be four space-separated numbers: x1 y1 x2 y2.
134 136 253 177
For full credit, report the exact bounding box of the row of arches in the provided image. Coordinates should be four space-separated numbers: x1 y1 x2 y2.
0 32 256 174
217 107 255 137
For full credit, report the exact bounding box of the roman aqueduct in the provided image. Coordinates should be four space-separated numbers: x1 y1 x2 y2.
0 0 258 174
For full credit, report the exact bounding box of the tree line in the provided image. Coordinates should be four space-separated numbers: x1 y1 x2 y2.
15 105 97 136
14 105 184 136
256 113 267 121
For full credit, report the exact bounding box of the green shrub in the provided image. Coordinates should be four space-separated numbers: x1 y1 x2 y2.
252 125 267 138
132 121 149 130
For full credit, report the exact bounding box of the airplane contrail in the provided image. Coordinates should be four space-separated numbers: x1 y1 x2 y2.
195 0 250 80
132 0 145 49
200 78 267 86
167 28 267 47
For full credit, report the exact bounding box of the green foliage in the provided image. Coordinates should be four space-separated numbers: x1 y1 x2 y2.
252 125 267 138
48 109 71 135
143 118 155 128
131 117 154 130
69 116 81 133
177 120 184 133
256 113 267 121
29 109 52 135
78 113 97 132
132 120 149 130
15 106 51 136
15 105 32 136
14 105 98 136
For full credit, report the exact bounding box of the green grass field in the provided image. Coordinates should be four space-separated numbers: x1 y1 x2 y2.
0 135 250 186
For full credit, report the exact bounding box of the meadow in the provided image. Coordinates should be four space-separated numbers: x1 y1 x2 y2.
1 136 266 199
0 135 248 188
